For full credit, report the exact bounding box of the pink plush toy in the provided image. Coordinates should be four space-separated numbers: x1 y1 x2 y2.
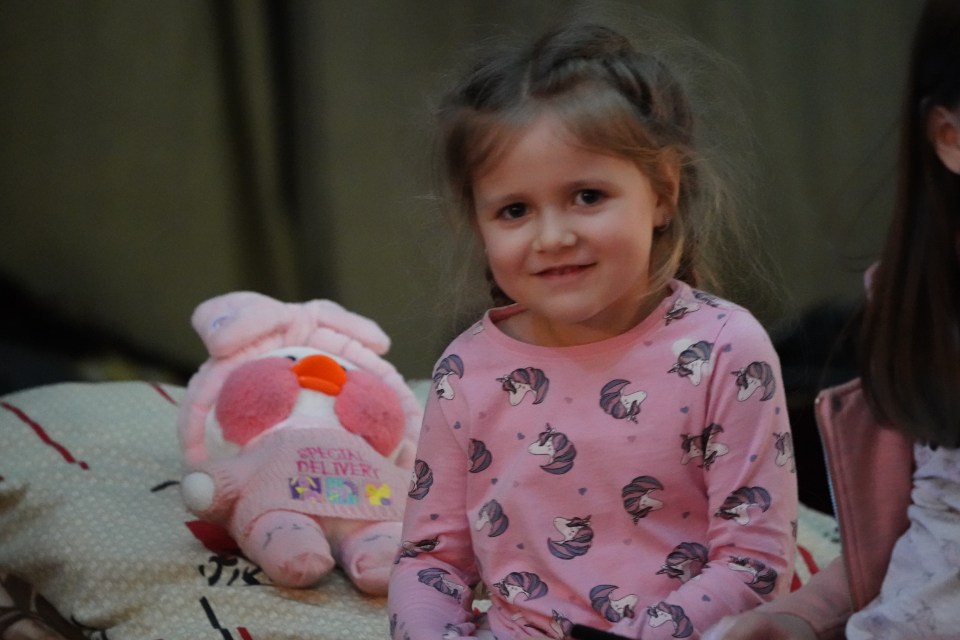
177 291 422 594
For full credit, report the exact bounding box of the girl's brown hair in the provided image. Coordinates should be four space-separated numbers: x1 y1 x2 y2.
859 0 960 448
434 21 744 311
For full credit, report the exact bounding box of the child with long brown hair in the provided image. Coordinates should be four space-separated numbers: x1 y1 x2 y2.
388 19 797 639
705 0 960 637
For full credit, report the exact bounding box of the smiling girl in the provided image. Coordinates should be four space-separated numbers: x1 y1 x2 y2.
388 21 797 639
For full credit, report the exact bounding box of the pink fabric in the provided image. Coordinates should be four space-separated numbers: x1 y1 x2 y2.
846 442 960 637
759 378 913 639
175 291 423 591
215 357 301 446
193 426 408 534
177 291 422 465
389 281 798 640
815 379 912 611
335 369 406 457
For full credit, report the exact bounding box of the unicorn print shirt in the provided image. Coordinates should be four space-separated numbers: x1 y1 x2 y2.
388 281 797 640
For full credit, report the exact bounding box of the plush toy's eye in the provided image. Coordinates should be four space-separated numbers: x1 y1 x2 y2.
285 355 297 362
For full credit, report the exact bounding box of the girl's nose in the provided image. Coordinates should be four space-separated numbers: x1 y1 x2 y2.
531 212 577 252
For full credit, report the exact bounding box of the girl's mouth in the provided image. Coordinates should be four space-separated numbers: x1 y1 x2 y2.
537 264 591 277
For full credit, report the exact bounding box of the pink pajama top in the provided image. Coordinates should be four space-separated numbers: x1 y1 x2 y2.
388 281 797 639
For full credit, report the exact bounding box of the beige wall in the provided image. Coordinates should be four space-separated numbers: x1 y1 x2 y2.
0 1 921 380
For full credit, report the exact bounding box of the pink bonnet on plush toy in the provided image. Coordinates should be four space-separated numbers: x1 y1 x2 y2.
177 291 422 467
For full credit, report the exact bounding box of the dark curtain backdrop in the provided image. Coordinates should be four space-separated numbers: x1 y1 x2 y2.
0 0 921 381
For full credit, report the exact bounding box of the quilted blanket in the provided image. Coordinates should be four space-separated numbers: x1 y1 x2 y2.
0 381 391 640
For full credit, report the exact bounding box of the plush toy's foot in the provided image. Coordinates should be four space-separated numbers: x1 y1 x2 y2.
245 512 334 588
338 521 402 595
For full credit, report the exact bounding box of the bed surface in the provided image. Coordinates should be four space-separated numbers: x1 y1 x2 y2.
0 380 840 640
0 381 391 640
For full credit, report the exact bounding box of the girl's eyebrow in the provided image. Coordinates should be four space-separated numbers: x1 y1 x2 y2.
473 191 523 212
477 177 616 209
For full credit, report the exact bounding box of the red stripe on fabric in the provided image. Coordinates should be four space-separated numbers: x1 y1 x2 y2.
237 628 254 640
149 382 179 406
796 543 820 575
1 401 89 470
791 572 802 592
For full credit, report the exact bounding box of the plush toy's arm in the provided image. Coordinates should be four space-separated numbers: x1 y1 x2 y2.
181 471 216 511
180 459 248 524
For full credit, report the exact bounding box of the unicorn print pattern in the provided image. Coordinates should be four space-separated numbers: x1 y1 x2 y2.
669 340 714 385
468 438 493 473
417 567 465 602
773 431 796 473
494 571 549 604
433 354 464 400
395 537 439 563
657 542 709 583
715 486 772 525
665 297 701 324
475 499 510 537
498 367 549 405
590 584 638 623
732 361 777 401
622 475 666 524
544 610 573 639
726 555 778 595
527 424 577 474
599 379 647 422
390 281 797 640
680 423 729 470
547 515 594 559
408 459 433 500
646 601 694 638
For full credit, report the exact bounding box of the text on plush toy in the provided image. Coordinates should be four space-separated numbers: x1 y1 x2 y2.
295 446 383 480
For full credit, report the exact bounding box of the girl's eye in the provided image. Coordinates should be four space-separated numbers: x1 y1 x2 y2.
576 189 603 206
499 203 527 220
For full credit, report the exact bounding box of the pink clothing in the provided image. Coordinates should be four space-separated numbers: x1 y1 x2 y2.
388 282 797 639
761 377 913 639
191 425 408 540
846 442 960 638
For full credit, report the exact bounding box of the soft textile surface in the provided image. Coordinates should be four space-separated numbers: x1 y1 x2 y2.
0 381 390 640
0 380 839 639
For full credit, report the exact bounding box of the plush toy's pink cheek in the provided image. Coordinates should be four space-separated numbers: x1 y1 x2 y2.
335 370 405 457
216 357 300 446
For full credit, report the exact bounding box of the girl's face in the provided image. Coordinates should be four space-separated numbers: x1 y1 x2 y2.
472 114 674 346
928 104 960 175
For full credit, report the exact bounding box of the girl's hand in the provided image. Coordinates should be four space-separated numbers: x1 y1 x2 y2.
701 610 816 640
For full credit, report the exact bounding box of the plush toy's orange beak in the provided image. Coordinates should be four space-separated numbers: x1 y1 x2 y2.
291 354 347 395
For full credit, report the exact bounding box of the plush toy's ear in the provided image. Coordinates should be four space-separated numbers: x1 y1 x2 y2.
191 291 292 359
304 299 391 356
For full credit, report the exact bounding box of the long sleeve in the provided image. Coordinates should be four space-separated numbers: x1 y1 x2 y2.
388 379 481 639
760 557 849 639
612 308 798 639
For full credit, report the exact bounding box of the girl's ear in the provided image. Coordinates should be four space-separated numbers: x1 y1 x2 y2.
927 106 960 175
654 158 682 226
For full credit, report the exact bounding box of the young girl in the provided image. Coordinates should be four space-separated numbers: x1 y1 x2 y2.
388 21 797 640
704 0 960 638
